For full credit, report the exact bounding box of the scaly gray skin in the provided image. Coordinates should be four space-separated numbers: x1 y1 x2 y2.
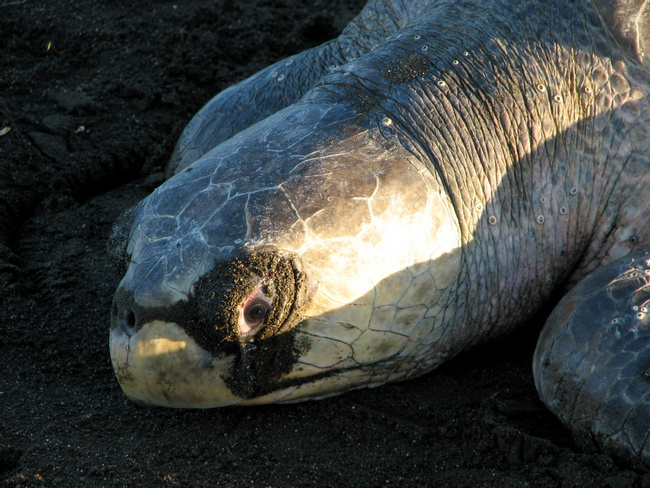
109 0 650 467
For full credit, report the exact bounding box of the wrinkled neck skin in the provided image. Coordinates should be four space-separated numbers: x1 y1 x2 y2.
327 0 650 348
114 0 650 405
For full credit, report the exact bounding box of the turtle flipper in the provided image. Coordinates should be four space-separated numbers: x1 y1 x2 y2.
533 247 650 468
591 0 650 68
167 0 429 176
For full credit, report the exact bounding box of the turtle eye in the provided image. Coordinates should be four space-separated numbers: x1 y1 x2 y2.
238 285 272 338
244 300 269 325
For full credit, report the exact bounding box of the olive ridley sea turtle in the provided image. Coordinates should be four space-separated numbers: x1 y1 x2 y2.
109 0 650 468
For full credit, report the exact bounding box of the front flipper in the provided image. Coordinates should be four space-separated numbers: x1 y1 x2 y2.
167 0 430 176
534 247 650 468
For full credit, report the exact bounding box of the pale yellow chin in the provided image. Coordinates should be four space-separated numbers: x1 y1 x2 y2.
110 320 243 408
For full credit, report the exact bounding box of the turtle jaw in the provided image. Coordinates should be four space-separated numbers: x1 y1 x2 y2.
109 320 244 408
108 319 354 407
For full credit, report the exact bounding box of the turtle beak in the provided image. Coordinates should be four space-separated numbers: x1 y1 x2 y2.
109 319 243 408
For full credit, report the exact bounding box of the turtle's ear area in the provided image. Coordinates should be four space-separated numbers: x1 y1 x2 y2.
107 202 142 276
592 0 650 68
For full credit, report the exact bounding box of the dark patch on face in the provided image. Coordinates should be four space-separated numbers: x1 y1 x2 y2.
225 329 303 399
191 249 353 400
381 52 431 84
226 332 355 400
192 247 310 346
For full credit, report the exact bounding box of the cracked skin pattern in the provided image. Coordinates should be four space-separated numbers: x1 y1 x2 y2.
109 0 650 468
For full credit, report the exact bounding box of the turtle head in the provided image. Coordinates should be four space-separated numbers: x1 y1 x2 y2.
109 103 461 407
110 244 319 407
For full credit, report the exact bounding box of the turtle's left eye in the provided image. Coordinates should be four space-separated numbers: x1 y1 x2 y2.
238 285 272 338
244 300 269 325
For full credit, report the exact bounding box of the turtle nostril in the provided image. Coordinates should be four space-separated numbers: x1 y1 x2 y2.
125 310 137 329
112 288 141 335
117 309 138 335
